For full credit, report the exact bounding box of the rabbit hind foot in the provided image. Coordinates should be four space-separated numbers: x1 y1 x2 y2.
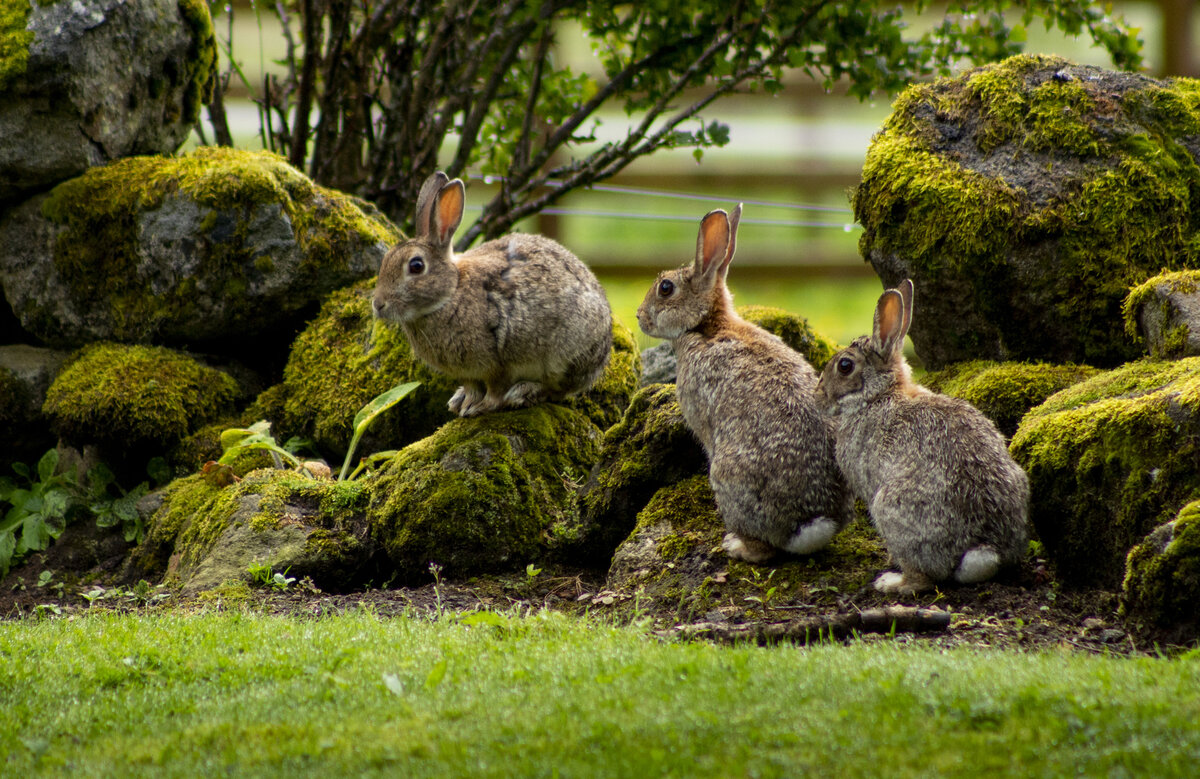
953 546 1001 584
721 532 776 563
873 570 935 594
501 381 548 409
783 517 839 555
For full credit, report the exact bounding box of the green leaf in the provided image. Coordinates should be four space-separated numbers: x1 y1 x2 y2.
352 382 422 434
36 449 58 483
0 530 14 578
424 658 449 690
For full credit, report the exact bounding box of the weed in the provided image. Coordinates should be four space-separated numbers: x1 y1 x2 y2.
247 562 296 591
0 450 80 577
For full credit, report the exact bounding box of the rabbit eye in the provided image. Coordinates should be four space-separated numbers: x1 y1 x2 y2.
408 256 425 275
657 279 675 297
836 357 855 375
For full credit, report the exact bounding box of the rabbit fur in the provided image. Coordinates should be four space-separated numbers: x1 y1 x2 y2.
636 204 853 563
815 279 1030 594
373 172 613 417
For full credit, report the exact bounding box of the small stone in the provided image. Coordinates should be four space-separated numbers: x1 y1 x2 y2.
1098 628 1127 644
1082 617 1105 631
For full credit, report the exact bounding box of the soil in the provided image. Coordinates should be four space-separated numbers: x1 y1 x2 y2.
0 522 1162 657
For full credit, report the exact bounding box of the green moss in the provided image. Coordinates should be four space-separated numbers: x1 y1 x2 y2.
922 360 1101 437
175 0 217 123
854 54 1200 367
1010 358 1200 587
367 404 602 581
42 342 240 448
1121 501 1200 644
1122 270 1200 353
36 148 400 343
738 305 838 369
0 0 33 94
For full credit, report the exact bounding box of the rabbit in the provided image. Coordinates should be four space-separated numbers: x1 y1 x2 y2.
815 279 1030 594
636 204 853 563
372 172 613 417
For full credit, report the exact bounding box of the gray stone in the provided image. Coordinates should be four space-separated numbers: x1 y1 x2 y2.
0 0 216 204
640 343 677 385
0 344 70 468
1124 271 1200 359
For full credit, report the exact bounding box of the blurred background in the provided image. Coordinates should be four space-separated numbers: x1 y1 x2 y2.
193 1 1194 348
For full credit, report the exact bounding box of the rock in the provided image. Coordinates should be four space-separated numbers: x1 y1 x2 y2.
0 0 216 204
124 470 373 593
0 344 69 469
1123 271 1200 359
0 147 399 350
855 54 1200 369
278 279 640 459
921 360 1101 437
367 404 602 581
606 475 887 622
1010 358 1200 587
636 305 838 385
1121 500 1200 645
575 384 707 564
42 342 241 459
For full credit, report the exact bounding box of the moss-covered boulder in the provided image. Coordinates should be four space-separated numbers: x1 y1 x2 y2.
607 475 888 622
126 469 373 593
1121 500 1200 645
575 384 707 564
0 344 68 469
922 360 1101 437
42 342 241 456
0 147 399 350
855 54 1200 369
367 404 602 581
0 0 216 203
279 279 640 459
1123 271 1200 360
636 305 838 384
1010 358 1200 587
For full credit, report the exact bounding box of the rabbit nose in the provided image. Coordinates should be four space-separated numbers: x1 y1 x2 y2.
371 297 386 316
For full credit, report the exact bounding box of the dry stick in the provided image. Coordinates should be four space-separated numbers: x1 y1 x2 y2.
662 607 953 646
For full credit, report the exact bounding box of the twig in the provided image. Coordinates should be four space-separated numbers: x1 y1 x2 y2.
662 607 953 646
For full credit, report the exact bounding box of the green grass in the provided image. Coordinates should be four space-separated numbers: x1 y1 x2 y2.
2 610 1198 777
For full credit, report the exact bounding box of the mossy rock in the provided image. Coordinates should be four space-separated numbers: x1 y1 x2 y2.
0 344 68 470
0 147 399 350
126 469 373 593
1123 270 1200 359
280 279 640 458
42 342 241 454
922 360 1101 437
1121 500 1200 645
575 384 707 564
606 475 887 623
1010 358 1200 587
0 0 217 203
366 404 603 581
855 54 1200 369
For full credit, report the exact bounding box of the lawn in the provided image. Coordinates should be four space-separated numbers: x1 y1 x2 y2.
2 609 1198 777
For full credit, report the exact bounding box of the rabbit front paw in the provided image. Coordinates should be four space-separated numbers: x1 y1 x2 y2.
502 381 547 409
873 570 934 594
449 384 486 416
721 532 776 563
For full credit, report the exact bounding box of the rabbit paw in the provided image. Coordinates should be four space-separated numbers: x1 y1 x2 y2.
873 570 935 594
722 532 776 563
449 385 484 416
783 517 839 555
502 381 547 409
954 546 1001 584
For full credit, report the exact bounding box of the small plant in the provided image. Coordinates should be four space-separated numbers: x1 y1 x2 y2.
247 562 295 591
0 450 81 578
86 459 168 545
742 567 785 610
218 381 420 483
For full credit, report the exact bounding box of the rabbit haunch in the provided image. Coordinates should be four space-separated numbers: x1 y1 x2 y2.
816 279 1030 594
636 204 852 563
372 172 612 417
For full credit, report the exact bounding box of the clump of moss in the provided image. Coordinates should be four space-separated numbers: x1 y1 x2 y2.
1121 500 1200 645
739 305 838 370
0 0 33 94
1010 358 1200 587
854 54 1200 368
176 0 217 124
1122 270 1200 358
34 147 399 344
922 360 1101 437
367 404 602 582
42 342 240 449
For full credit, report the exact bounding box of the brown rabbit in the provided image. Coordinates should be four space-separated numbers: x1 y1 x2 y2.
636 204 852 562
815 279 1030 594
372 172 613 416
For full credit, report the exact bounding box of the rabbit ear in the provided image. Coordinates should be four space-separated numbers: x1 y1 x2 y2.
716 203 743 277
872 287 908 358
897 278 914 338
415 172 450 238
430 178 466 248
694 209 731 279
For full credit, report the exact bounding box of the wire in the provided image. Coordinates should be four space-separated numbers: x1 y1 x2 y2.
538 207 860 230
